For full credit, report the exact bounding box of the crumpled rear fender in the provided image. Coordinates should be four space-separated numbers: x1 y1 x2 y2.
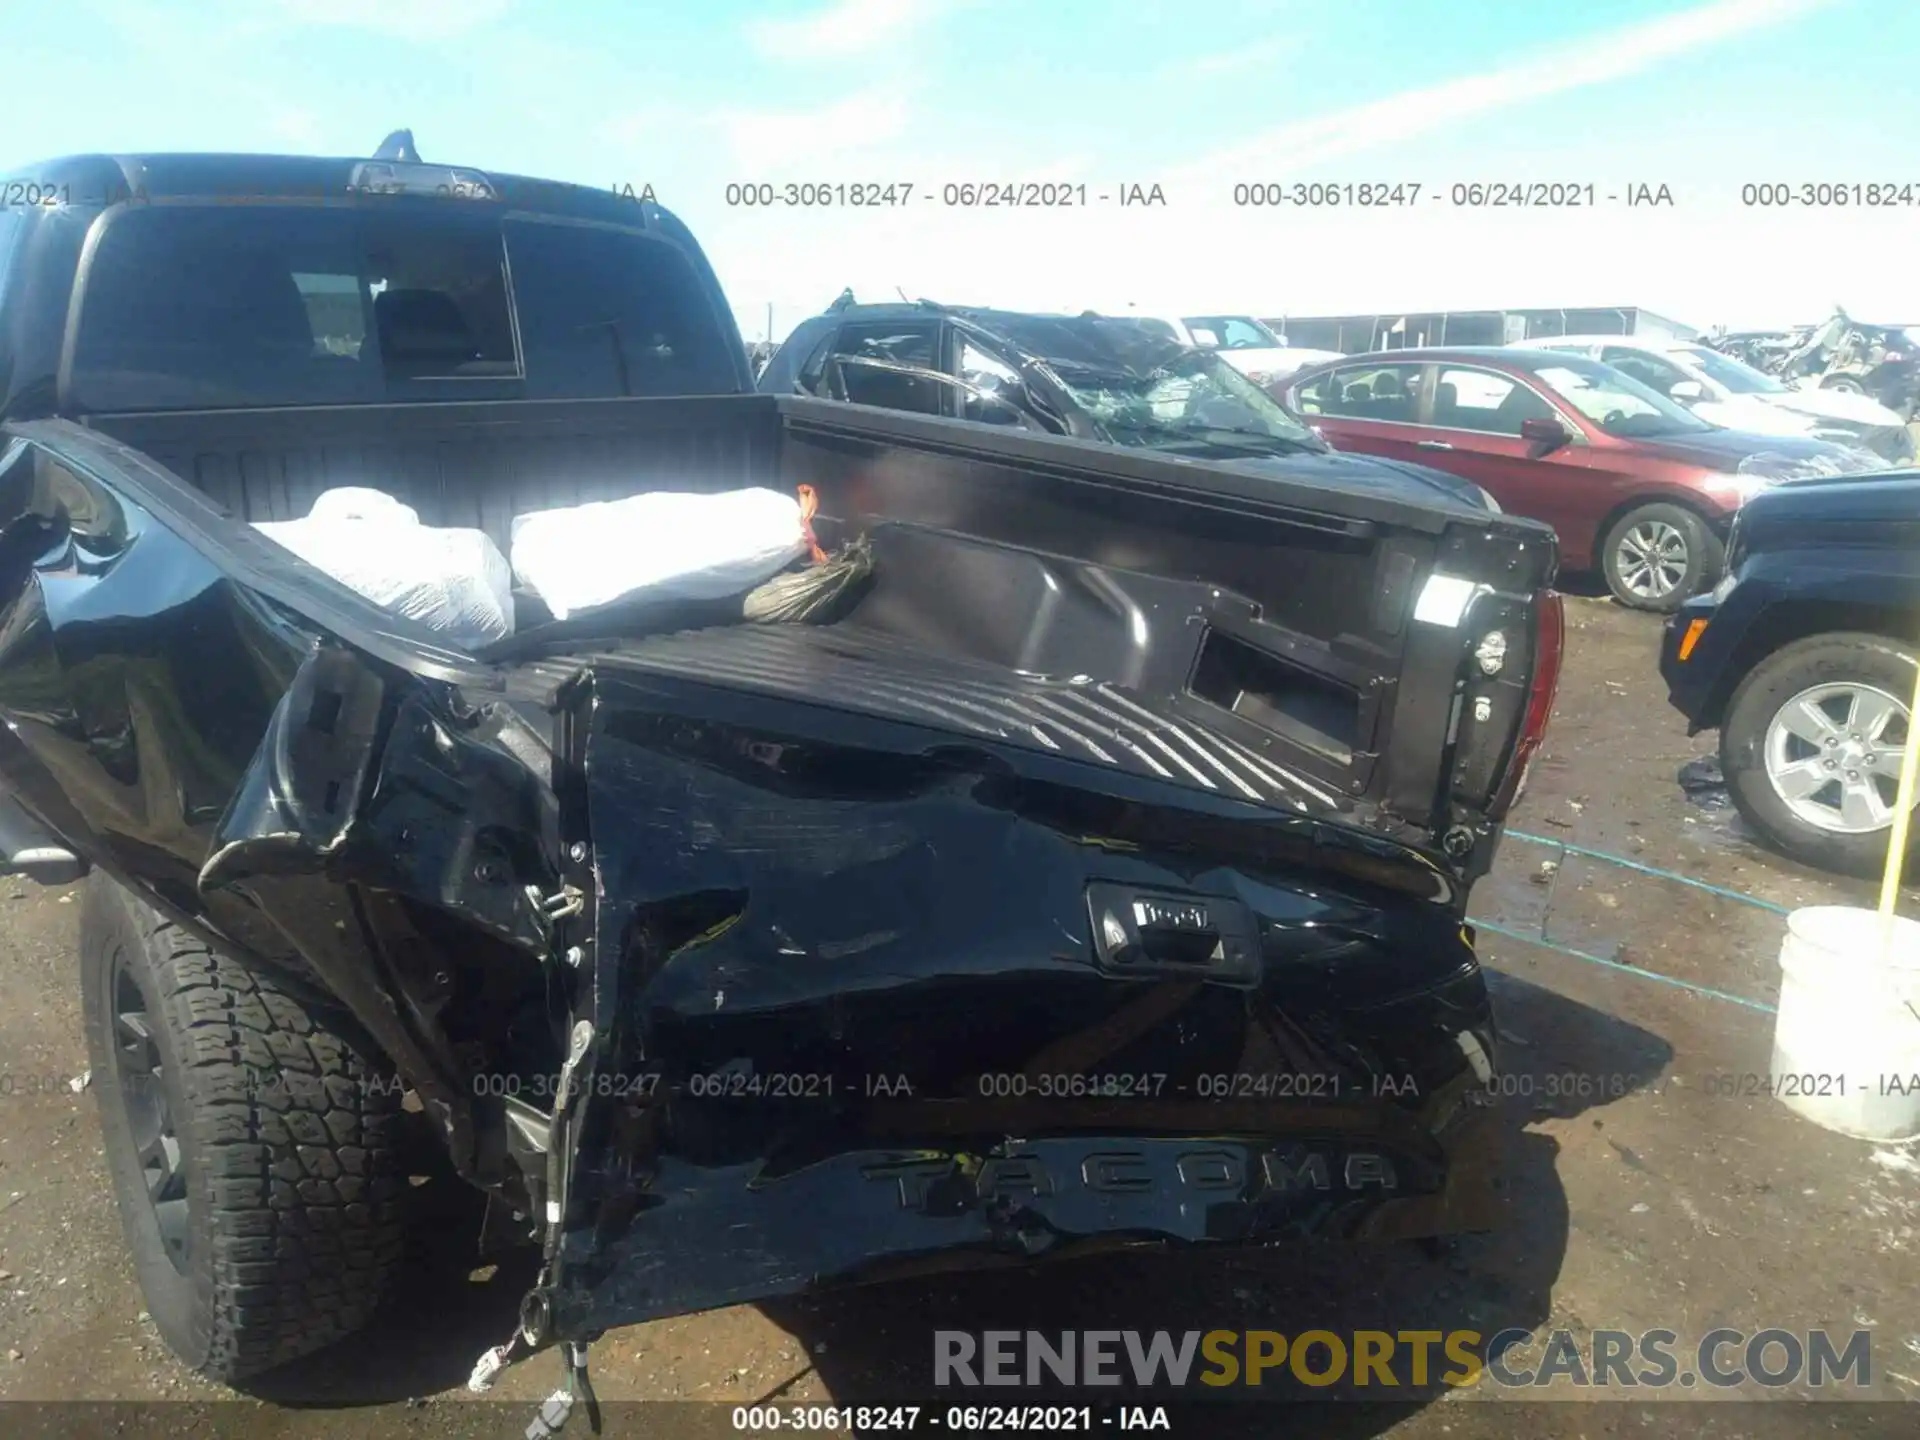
0 423 565 1182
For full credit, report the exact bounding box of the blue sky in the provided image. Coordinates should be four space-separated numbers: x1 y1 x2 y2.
4 0 1915 338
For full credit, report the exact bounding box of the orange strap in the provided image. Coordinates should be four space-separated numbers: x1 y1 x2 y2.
796 484 827 563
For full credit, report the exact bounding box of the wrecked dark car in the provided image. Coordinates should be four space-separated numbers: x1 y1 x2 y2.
1707 312 1920 420
0 147 1562 1395
758 300 1507 513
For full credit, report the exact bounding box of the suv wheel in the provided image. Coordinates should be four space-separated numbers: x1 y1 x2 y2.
1599 503 1722 613
81 873 408 1383
1720 632 1916 876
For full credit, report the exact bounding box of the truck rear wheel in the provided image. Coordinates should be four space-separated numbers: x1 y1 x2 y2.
80 873 407 1383
1720 632 1916 877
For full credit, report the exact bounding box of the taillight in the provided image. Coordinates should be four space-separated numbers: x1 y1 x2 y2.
1490 591 1564 816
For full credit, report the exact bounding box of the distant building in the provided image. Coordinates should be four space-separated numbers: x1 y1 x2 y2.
1261 306 1697 355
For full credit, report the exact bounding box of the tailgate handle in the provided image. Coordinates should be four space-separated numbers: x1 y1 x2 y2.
1415 440 1454 451
1086 883 1260 983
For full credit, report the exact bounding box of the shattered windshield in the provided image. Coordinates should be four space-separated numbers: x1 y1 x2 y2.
1056 349 1326 451
966 312 1324 453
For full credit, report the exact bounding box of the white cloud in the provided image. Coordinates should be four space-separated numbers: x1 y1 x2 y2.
1167 35 1301 79
263 105 325 149
604 105 695 147
712 87 911 172
275 0 514 41
747 0 951 61
1175 0 1834 182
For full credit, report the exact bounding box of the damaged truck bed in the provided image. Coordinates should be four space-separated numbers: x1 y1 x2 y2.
0 391 1560 1359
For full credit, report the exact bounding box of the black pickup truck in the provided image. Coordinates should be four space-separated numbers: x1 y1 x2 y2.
0 143 1560 1389
1660 470 1919 875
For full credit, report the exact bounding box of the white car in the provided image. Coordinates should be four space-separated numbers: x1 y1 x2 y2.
1511 334 1914 463
1129 314 1344 390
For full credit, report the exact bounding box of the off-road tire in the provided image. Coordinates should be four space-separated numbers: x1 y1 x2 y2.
1599 502 1723 613
1720 631 1917 877
80 872 407 1383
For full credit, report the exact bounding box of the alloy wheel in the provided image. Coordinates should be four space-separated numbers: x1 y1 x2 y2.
1614 520 1690 601
1763 681 1909 834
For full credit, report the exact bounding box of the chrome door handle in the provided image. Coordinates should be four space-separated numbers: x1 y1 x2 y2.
1415 440 1454 450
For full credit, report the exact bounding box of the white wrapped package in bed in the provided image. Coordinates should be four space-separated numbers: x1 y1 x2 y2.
254 487 514 649
509 487 807 620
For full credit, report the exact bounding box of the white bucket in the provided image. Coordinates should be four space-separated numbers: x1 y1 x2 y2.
1771 906 1920 1141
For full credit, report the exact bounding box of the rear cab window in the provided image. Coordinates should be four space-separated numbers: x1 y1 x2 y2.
70 205 518 409
67 201 737 411
506 219 740 398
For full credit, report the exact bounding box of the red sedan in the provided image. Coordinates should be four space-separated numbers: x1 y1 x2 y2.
1280 347 1877 610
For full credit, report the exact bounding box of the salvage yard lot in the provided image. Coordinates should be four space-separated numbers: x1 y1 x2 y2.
0 595 1915 1439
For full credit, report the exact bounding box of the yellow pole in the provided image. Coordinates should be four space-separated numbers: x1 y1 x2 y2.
1876 645 1920 952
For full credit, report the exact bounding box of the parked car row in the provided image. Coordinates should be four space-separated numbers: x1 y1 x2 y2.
1511 334 1914 462
757 301 1502 510
1278 346 1882 611
763 297 1889 614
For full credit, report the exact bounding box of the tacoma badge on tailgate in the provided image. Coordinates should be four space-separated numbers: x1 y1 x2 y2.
863 1142 1400 1214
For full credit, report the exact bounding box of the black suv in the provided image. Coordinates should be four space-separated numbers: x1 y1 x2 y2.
758 301 1502 512
1660 469 1920 875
